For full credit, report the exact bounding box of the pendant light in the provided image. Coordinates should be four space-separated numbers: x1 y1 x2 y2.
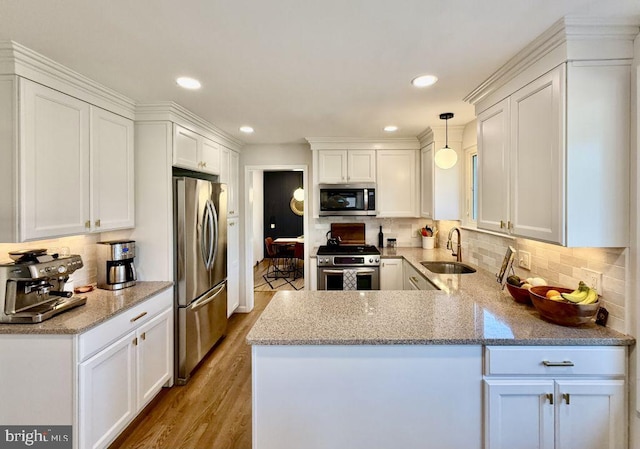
434 112 457 169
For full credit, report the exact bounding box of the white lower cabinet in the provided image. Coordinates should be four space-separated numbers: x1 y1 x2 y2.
380 258 403 290
79 331 137 449
484 346 626 449
402 260 436 290
78 290 173 449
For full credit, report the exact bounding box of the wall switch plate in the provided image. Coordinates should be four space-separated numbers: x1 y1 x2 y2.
581 267 602 292
518 251 531 270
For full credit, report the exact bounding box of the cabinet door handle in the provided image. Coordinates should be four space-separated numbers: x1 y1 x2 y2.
130 311 148 323
141 332 146 341
542 360 574 367
545 393 554 405
507 220 512 230
133 337 138 346
95 219 101 227
85 220 91 229
203 162 207 167
562 393 570 405
499 220 504 229
229 221 235 226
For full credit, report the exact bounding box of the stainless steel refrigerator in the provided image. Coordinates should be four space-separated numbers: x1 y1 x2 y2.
174 176 228 385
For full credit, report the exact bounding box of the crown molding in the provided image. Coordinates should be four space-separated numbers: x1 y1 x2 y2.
463 16 640 106
136 102 244 151
417 125 464 146
0 40 136 119
306 137 420 150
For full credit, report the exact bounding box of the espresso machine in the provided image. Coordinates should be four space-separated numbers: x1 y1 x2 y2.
0 250 87 323
97 240 137 290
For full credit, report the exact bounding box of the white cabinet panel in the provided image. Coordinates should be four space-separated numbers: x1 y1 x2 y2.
376 150 418 217
477 99 509 233
318 150 347 183
227 217 240 316
79 331 136 449
347 150 376 183
318 150 375 184
510 67 564 243
136 309 172 408
485 380 555 449
90 106 134 232
20 78 91 240
380 258 403 290
555 380 625 449
202 137 221 174
228 150 240 216
173 125 199 170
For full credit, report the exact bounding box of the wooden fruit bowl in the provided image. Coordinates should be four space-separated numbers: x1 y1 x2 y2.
505 283 532 304
529 286 599 326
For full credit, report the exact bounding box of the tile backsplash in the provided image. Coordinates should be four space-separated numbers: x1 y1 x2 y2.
0 235 99 287
437 221 628 333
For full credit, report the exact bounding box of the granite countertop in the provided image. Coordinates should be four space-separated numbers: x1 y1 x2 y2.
0 281 173 335
247 247 634 346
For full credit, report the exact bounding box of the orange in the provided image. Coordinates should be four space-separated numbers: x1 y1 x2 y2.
545 289 560 299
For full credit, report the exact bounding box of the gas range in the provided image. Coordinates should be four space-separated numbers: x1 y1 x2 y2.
316 245 381 267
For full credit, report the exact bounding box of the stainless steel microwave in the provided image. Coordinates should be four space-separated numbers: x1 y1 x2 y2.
319 184 376 216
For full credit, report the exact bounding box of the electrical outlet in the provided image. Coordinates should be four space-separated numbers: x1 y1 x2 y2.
581 268 602 292
518 251 531 270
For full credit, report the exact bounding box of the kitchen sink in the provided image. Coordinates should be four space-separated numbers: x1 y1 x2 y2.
420 261 477 274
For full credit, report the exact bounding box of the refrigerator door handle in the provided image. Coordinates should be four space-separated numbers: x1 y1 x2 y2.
204 200 215 270
189 282 226 311
200 204 211 268
208 199 220 270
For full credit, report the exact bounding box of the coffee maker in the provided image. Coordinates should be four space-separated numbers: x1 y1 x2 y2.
0 251 87 323
97 240 137 290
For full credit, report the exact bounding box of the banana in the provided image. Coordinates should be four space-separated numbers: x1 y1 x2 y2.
579 288 598 305
561 281 590 303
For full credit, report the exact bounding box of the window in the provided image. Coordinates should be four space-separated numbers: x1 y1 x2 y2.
464 147 478 227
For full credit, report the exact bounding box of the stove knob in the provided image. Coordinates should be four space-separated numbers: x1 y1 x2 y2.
375 257 379 263
369 258 373 263
57 265 67 274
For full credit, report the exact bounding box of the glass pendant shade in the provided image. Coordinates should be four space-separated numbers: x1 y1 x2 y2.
293 187 304 202
434 146 458 169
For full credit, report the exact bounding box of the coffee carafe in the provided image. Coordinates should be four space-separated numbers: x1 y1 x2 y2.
97 240 137 290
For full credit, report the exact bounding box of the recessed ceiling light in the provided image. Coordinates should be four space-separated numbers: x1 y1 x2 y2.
384 125 398 132
239 126 254 134
411 74 438 88
176 77 201 90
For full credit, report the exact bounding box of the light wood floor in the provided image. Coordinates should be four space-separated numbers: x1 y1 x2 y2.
253 259 304 292
109 291 274 449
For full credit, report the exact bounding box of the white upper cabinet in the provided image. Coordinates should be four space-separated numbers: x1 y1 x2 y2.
477 99 510 233
469 20 634 247
20 78 91 240
173 124 221 175
376 150 419 217
90 106 135 232
509 67 564 243
318 150 376 183
0 43 137 242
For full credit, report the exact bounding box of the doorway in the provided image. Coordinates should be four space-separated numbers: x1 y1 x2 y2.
243 165 309 311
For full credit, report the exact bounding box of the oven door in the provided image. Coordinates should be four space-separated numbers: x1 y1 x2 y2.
317 267 380 290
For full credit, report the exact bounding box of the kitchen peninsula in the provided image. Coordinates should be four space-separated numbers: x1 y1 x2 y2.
247 249 633 449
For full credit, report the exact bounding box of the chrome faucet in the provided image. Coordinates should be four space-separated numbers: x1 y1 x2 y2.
447 227 462 262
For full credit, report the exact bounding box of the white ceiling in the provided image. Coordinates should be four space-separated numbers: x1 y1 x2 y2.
1 0 639 144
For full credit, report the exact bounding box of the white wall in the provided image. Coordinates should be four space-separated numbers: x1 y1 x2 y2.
252 170 264 263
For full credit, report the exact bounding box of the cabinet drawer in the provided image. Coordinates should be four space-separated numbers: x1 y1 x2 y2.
79 288 172 362
485 346 626 377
